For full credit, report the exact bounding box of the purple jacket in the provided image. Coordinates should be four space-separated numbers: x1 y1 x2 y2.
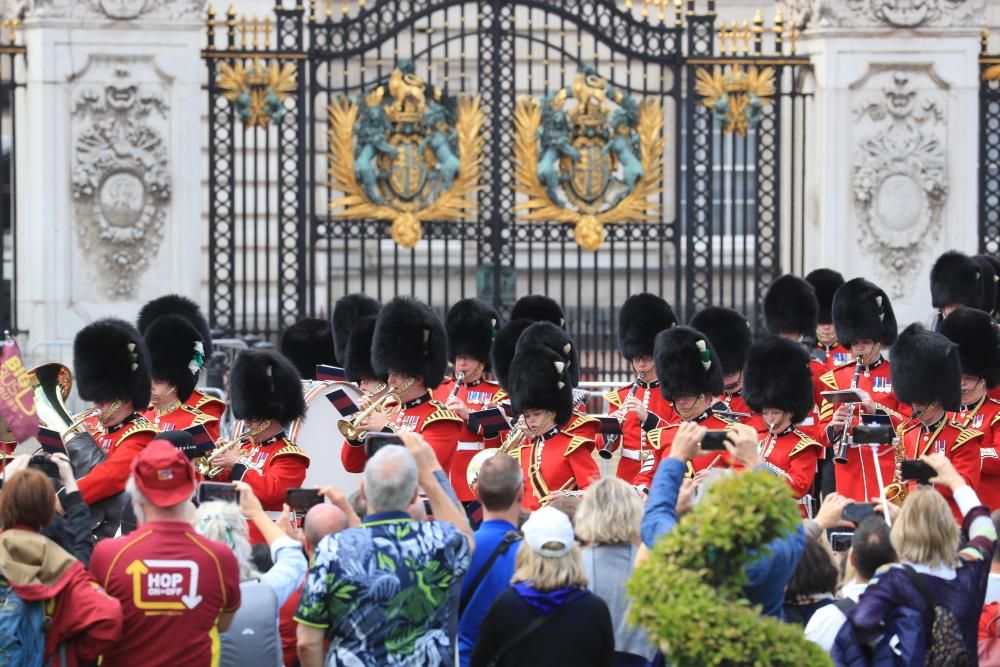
848 505 996 658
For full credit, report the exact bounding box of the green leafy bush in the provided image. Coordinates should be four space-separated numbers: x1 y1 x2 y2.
627 471 832 666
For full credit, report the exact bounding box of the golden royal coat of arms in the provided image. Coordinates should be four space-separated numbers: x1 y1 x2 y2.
327 60 484 248
514 66 664 251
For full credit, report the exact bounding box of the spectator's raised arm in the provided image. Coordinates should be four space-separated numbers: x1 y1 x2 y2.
400 431 475 549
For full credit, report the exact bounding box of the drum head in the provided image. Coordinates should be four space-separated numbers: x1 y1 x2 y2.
289 381 364 495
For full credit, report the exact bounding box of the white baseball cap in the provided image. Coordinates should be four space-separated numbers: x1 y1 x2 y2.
523 506 576 558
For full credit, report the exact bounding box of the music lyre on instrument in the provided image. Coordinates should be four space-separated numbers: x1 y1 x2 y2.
465 420 528 488
833 357 863 464
597 371 644 460
337 377 414 442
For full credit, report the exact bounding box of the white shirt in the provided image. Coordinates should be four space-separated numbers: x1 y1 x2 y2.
804 581 869 653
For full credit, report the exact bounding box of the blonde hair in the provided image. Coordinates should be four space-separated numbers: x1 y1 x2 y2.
574 477 643 545
511 541 588 591
193 500 259 581
890 487 960 568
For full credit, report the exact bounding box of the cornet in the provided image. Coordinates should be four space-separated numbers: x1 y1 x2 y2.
338 377 415 441
194 421 270 478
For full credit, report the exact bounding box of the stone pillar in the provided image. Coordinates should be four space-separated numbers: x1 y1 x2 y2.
780 0 984 326
7 0 204 359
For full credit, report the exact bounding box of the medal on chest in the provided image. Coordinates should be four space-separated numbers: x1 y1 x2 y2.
833 352 850 366
396 414 420 432
466 390 490 406
870 376 891 394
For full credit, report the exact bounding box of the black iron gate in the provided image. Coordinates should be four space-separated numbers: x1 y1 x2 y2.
203 0 811 381
981 36 1000 254
0 22 24 335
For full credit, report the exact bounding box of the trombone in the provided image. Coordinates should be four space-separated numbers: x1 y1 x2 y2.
338 377 414 441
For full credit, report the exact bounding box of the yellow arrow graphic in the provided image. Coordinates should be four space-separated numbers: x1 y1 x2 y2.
126 560 186 611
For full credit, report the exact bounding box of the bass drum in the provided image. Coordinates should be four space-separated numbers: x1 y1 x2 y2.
288 381 364 495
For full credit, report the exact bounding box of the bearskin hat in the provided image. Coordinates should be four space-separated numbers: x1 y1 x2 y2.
931 251 983 310
74 318 152 408
508 344 574 425
491 319 533 392
143 314 206 401
515 321 580 388
229 349 307 423
280 318 336 381
689 306 752 376
446 298 500 370
939 307 1000 388
977 255 1000 315
343 315 380 384
763 275 818 337
805 269 845 325
510 294 566 328
654 325 724 400
742 336 815 424
618 293 677 360
890 323 961 411
832 278 897 347
974 255 1000 316
332 293 381 362
371 297 448 389
137 295 212 357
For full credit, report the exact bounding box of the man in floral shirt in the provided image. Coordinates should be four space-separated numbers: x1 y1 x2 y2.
295 432 474 666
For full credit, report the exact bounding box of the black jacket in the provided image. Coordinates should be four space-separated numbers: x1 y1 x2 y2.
42 490 95 566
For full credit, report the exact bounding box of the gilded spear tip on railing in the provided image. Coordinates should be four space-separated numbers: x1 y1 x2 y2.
752 9 764 54
707 0 716 16
983 27 991 55
674 0 683 26
206 5 216 48
773 9 785 55
226 4 237 50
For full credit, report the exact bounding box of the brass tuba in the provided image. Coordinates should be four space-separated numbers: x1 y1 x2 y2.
26 363 101 442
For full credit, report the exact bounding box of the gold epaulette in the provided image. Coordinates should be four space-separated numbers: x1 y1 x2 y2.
194 393 226 411
604 389 622 408
789 429 824 457
952 426 984 450
423 402 464 427
272 441 310 460
563 434 594 456
118 416 158 445
180 404 218 426
566 411 599 432
819 368 840 392
491 389 508 405
646 424 677 451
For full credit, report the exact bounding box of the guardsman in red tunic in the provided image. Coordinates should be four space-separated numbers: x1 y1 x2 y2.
348 297 463 471
634 326 746 490
601 293 678 483
744 336 824 517
432 298 504 502
137 306 219 440
690 305 754 420
806 269 852 370
940 307 1000 510
72 319 158 528
821 278 907 502
337 313 389 473
137 295 227 422
210 349 309 543
507 342 600 511
892 323 982 520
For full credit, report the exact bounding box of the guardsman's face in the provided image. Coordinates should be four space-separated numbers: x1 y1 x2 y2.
523 408 551 434
816 324 837 342
941 304 962 318
761 408 787 430
149 379 174 401
850 339 876 360
961 374 983 394
631 356 655 378
359 378 383 394
453 355 483 380
387 372 409 389
672 393 701 415
723 372 742 390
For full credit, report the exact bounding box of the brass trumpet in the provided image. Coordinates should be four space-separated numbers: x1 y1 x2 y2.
338 377 414 441
466 423 528 488
194 421 269 478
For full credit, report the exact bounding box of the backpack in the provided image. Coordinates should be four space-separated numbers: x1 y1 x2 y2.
0 575 47 667
902 565 974 667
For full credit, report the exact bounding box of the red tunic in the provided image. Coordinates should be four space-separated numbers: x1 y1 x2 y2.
817 358 908 502
142 401 220 441
633 410 743 489
602 380 678 485
956 397 1000 511
814 342 853 370
758 426 824 516
341 392 464 474
899 416 983 520
432 377 505 501
214 433 309 543
515 427 600 511
184 389 226 421
78 414 158 504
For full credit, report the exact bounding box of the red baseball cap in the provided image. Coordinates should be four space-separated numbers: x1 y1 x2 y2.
131 439 196 507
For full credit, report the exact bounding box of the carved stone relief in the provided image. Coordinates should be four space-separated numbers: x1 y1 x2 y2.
0 0 204 21
851 69 947 298
71 60 169 299
777 0 984 30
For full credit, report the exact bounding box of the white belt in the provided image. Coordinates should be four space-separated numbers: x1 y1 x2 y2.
621 449 643 461
264 510 284 520
456 441 484 452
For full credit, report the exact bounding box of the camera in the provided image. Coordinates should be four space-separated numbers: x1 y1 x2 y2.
851 424 895 444
28 454 62 489
365 433 405 458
